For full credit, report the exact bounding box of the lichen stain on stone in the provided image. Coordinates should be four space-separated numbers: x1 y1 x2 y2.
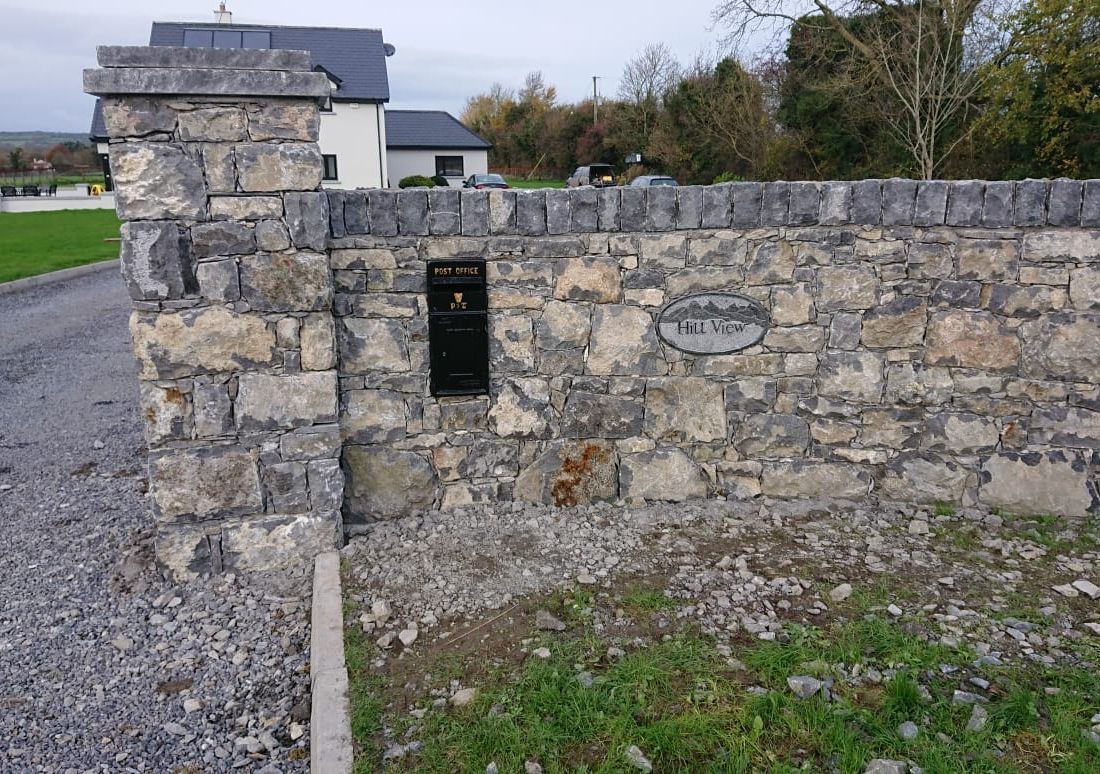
550 443 613 507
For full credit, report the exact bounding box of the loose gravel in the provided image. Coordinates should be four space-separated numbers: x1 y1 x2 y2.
0 271 311 772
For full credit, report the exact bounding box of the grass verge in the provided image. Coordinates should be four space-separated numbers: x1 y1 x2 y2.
504 177 566 189
0 209 121 283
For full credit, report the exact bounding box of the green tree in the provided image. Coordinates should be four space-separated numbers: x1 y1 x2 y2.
976 0 1100 177
8 148 25 171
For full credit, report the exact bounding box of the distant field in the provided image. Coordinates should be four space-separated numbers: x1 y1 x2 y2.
0 131 90 149
504 177 566 189
0 210 121 283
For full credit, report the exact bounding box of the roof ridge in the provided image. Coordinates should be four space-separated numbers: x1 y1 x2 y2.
151 21 384 33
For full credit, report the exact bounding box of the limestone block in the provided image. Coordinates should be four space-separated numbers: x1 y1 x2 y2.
687 235 747 266
760 182 789 225
979 451 1094 516
239 252 332 312
817 351 885 403
545 189 571 234
516 190 547 235
644 377 726 442
850 180 882 223
1048 179 1083 226
440 397 489 430
1020 308 1100 389
342 446 437 520
307 458 344 511
877 453 970 503
340 317 409 373
202 144 235 192
817 265 879 311
255 220 291 252
262 461 310 513
488 378 553 438
819 182 852 225
760 460 871 499
195 259 240 303
177 107 247 141
734 414 810 457
788 182 820 225
283 191 329 251
946 181 983 226
828 313 862 350
770 284 815 325
982 181 1015 227
1014 180 1049 226
926 310 1020 371
985 284 1065 317
704 183 736 228
570 187 599 231
280 425 342 461
1069 266 1100 310
515 440 617 506
130 307 277 380
101 97 177 137
220 511 341 574
235 371 337 431
957 239 1019 282
745 241 796 284
667 267 741 296
675 185 703 229
645 186 676 230
554 257 622 303
119 221 193 301
1082 180 1100 227
300 313 336 370
150 447 262 520
932 280 982 308
597 187 620 231
861 296 927 348
209 195 282 221
1029 407 1100 449
884 363 953 405
862 407 922 448
457 439 520 478
560 392 644 438
488 261 554 287
1023 231 1100 262
235 142 323 192
587 305 664 375
620 187 645 231
397 189 430 236
907 243 952 280
763 325 824 353
341 389 407 444
620 448 708 501
724 377 777 412
429 188 462 235
637 234 688 269
138 382 190 445
460 190 490 236
489 314 535 371
191 221 254 258
247 102 319 141
111 143 207 220
922 412 1000 453
913 181 947 226
193 383 234 437
882 178 917 225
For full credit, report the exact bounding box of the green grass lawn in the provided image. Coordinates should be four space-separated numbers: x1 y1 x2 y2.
504 177 566 189
0 209 121 283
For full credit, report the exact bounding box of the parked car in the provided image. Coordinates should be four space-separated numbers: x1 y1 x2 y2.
463 173 510 189
629 175 679 187
567 164 616 188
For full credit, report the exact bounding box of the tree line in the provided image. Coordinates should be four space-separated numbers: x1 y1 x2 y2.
461 0 1099 184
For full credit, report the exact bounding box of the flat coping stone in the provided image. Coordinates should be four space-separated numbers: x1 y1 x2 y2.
310 551 353 774
97 45 313 72
84 67 331 98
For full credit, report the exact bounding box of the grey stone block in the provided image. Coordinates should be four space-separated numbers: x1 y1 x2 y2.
397 189 429 235
195 259 240 303
120 221 193 300
946 180 984 226
326 190 347 239
645 185 676 230
882 178 918 225
1013 179 1049 226
851 180 883 224
191 221 254 258
675 185 703 229
110 142 207 221
460 190 490 236
1048 179 1083 226
545 189 572 234
620 187 646 231
1082 180 1100 227
570 187 598 232
913 181 948 226
369 190 398 237
788 182 820 225
982 181 1014 228
488 190 517 234
597 187 620 231
729 183 761 228
234 143 322 192
760 182 789 226
819 182 851 225
429 188 461 235
516 190 547 235
84 67 330 99
701 184 732 228
285 191 330 251
342 190 368 235
97 45 312 71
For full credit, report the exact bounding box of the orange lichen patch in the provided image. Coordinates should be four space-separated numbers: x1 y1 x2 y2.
550 443 612 507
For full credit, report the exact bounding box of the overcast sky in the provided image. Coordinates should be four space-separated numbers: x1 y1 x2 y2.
0 0 760 134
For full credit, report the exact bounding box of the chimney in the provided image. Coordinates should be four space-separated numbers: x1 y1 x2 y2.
214 2 233 24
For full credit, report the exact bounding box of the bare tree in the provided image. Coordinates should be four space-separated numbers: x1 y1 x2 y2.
713 0 1005 178
618 43 682 142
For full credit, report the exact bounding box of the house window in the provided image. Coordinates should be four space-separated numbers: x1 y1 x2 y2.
182 29 271 49
183 29 213 47
435 156 464 177
322 155 339 181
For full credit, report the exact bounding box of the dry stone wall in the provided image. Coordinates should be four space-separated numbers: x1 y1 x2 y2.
87 45 1100 579
331 181 1100 528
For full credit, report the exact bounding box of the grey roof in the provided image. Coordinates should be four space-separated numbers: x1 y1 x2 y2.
149 22 390 102
385 110 490 150
90 99 106 141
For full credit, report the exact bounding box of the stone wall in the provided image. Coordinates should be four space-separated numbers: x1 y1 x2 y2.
87 46 1100 579
330 181 1100 527
85 46 342 578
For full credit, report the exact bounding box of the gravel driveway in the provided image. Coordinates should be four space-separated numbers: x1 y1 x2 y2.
0 267 311 772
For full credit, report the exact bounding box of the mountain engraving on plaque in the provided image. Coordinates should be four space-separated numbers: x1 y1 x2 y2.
657 293 770 355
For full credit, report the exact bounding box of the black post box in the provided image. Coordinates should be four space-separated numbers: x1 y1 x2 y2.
426 259 489 396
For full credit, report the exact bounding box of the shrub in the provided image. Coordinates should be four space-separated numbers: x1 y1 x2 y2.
712 172 744 184
398 175 435 188
431 174 449 187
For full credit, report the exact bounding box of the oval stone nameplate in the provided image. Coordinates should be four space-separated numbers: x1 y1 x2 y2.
657 292 769 355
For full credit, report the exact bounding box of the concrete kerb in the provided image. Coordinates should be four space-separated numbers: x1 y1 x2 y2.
0 259 120 296
310 551 354 774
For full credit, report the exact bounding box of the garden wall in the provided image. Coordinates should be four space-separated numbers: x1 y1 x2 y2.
86 46 1100 579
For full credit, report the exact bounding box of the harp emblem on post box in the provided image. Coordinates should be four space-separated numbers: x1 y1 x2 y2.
452 292 467 310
